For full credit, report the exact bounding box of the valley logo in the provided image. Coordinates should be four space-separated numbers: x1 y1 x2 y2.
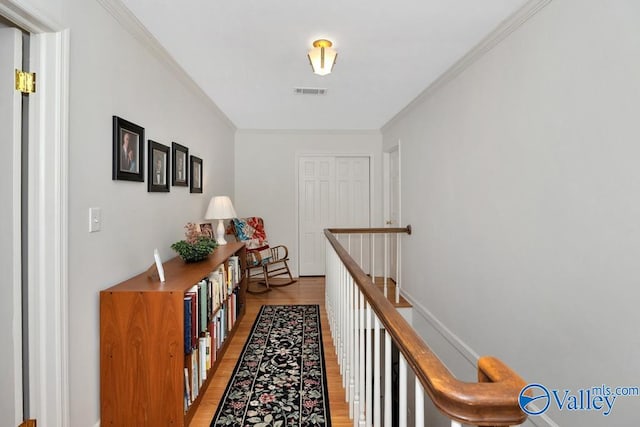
519 384 550 416
519 383 639 417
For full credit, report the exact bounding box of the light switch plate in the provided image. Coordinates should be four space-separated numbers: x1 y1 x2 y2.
89 207 102 232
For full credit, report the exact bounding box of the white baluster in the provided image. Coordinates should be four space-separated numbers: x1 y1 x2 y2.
343 269 349 396
336 258 341 369
374 315 381 427
395 233 400 305
359 234 363 269
327 247 334 342
358 292 366 427
338 261 344 376
415 380 424 427
450 421 462 427
366 303 373 427
371 234 375 283
336 253 340 338
347 275 354 412
341 263 347 384
384 332 392 427
352 282 360 426
384 233 388 298
399 354 407 427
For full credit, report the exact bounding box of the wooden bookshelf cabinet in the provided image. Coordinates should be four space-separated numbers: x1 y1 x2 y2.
100 242 246 426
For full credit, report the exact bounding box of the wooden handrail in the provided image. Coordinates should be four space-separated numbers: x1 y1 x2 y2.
324 228 527 426
327 225 412 235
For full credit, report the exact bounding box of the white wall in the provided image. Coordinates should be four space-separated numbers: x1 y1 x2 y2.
235 130 382 277
383 1 640 425
49 0 236 425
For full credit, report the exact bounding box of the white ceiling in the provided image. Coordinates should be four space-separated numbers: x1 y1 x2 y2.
121 0 529 130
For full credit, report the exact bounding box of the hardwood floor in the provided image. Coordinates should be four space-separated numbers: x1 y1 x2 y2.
189 277 352 426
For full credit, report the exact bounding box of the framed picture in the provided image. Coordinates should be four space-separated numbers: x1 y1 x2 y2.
148 140 170 193
172 142 189 187
190 155 203 193
112 116 144 182
198 223 214 238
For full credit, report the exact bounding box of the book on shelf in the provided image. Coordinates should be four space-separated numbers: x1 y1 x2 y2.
185 286 198 350
198 279 208 334
229 255 240 286
191 348 199 399
205 332 212 370
207 278 213 326
216 310 224 349
208 270 222 312
183 367 191 411
208 318 217 363
198 337 207 386
227 294 234 332
183 296 192 355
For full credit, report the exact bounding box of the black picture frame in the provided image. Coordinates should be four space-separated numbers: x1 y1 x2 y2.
148 140 170 193
190 155 203 193
172 142 189 187
112 116 144 182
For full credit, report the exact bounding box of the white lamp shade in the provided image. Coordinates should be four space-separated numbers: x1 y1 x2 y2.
308 40 337 76
204 196 237 245
204 196 237 220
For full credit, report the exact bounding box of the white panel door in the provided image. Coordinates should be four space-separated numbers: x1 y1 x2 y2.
336 156 371 272
0 27 23 427
299 156 370 276
335 157 370 227
299 157 335 275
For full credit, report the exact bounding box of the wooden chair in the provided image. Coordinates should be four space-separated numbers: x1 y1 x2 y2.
226 217 296 293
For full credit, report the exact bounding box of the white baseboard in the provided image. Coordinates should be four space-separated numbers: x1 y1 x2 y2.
401 288 480 366
401 288 557 427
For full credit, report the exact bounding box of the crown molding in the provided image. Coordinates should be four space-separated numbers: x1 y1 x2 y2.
382 0 552 132
0 0 61 32
96 0 236 131
236 128 381 136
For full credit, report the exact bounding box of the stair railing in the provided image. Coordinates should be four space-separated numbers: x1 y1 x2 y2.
324 226 527 426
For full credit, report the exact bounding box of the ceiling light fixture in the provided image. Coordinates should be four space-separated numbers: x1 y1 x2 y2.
308 39 337 76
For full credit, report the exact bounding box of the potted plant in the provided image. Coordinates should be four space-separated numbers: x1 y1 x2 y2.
171 222 218 262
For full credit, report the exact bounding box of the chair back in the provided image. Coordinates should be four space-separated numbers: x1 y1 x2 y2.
226 217 268 249
227 217 271 266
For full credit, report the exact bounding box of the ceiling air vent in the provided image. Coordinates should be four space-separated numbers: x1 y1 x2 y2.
294 87 327 96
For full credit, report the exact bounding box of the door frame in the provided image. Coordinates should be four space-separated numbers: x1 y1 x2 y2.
295 152 375 276
383 142 401 227
0 25 24 427
382 142 401 281
0 2 69 426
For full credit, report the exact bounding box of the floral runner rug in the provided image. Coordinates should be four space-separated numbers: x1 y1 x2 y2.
211 304 331 426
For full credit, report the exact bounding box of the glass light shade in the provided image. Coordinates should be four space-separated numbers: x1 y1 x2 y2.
308 39 337 76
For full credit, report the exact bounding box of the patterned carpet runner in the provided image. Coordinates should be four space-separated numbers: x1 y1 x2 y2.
211 304 331 426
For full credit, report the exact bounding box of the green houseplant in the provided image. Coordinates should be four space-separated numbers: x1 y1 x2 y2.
171 222 218 262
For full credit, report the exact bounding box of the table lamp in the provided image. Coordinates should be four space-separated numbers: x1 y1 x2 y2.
204 196 237 245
